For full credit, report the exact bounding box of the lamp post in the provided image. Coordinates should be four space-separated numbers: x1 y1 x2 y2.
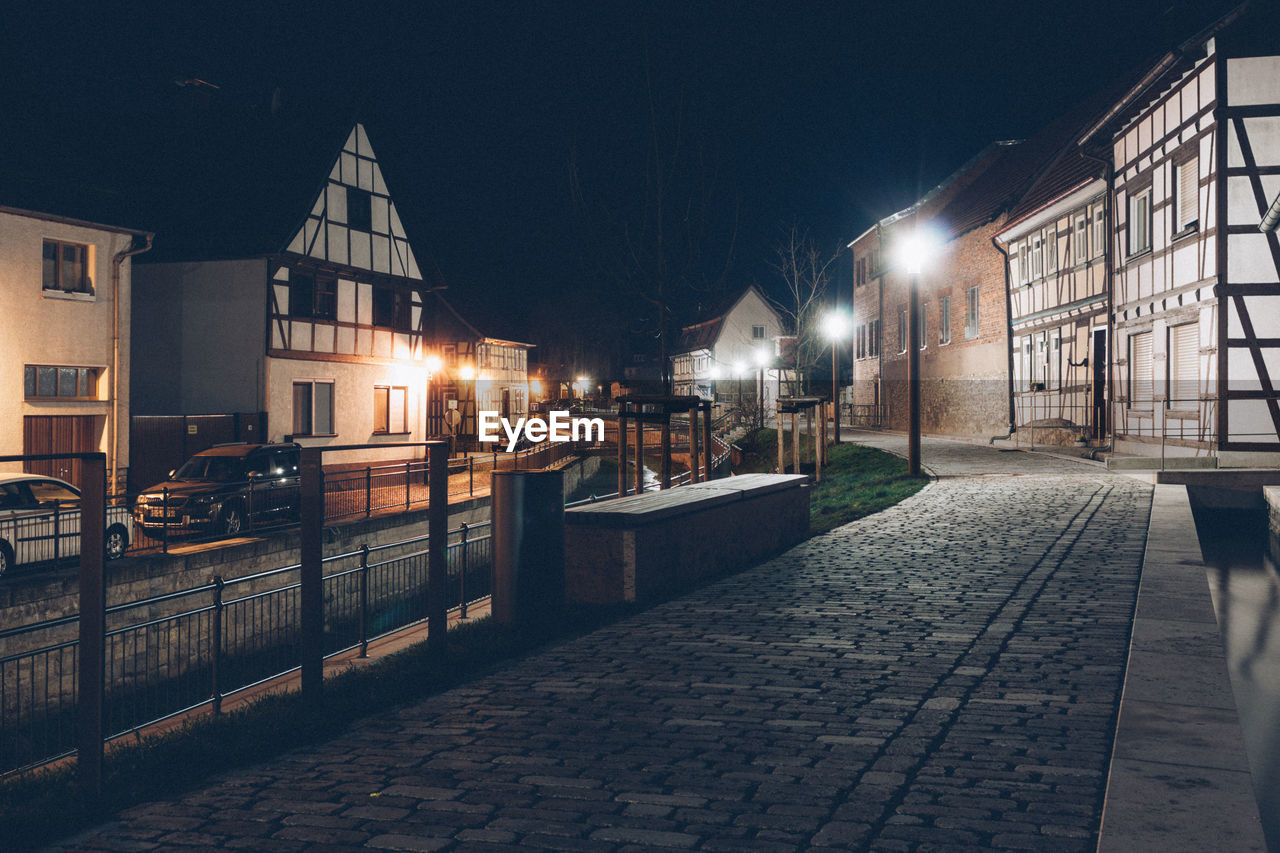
733 361 747 426
822 311 850 445
898 231 934 477
754 347 769 430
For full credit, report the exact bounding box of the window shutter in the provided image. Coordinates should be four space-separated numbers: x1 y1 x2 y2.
1178 159 1198 230
1169 323 1198 408
1131 332 1153 408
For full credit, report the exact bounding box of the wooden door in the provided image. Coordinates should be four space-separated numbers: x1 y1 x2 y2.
23 415 102 488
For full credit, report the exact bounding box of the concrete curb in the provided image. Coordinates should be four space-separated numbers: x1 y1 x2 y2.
1096 484 1266 851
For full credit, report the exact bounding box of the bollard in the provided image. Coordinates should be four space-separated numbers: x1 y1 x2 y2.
492 470 565 626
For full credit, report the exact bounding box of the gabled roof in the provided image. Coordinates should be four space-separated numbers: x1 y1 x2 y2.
932 84 1136 240
675 285 777 354
1079 1 1250 149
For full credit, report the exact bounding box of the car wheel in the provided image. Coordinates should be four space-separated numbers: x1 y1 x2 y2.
0 541 11 578
219 504 244 536
105 524 129 561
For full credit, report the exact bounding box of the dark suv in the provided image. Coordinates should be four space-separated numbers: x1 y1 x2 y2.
133 443 301 536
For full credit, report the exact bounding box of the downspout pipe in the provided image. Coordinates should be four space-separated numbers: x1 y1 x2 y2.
1080 147 1115 451
991 235 1016 438
1261 191 1280 232
111 234 153 494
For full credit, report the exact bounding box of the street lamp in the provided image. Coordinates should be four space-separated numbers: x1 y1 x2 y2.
754 346 770 430
822 310 850 444
897 230 937 476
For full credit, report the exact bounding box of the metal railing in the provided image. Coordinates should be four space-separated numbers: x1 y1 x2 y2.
0 521 493 778
124 443 579 555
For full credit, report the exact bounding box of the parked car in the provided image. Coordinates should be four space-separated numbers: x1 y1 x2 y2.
0 474 133 577
132 442 301 536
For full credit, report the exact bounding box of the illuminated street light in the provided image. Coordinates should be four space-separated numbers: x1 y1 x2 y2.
823 310 851 444
897 229 938 476
754 347 769 430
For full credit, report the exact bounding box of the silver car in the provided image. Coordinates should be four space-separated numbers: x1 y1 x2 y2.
0 474 133 577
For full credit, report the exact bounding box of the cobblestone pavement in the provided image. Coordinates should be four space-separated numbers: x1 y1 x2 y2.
55 437 1153 852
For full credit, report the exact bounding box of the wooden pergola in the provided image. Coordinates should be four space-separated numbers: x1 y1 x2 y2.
776 395 827 482
616 395 713 495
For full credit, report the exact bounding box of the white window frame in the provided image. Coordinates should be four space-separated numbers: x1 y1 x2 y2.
965 287 979 340
1128 187 1152 257
1175 156 1199 234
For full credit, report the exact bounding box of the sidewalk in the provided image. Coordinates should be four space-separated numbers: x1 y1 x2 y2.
56 438 1159 851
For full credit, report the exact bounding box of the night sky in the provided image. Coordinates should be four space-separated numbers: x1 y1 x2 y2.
1 0 1237 368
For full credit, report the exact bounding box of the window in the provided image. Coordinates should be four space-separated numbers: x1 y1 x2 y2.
1031 233 1043 280
373 286 412 330
940 296 951 345
965 287 979 339
857 324 865 359
347 188 373 231
24 365 97 399
1176 157 1199 233
752 325 766 340
870 319 880 357
898 307 908 353
1090 203 1106 258
1168 323 1199 409
42 240 92 295
1129 332 1153 408
292 380 335 436
373 385 409 434
1018 242 1030 285
1074 215 1088 266
290 273 314 318
1046 226 1057 274
917 302 927 350
1128 187 1152 257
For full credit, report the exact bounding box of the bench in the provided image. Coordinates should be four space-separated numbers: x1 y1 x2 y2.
564 473 809 604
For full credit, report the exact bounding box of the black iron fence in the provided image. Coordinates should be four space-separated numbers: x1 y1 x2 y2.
124 442 580 555
0 521 493 778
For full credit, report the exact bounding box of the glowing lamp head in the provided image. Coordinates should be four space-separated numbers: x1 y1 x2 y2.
822 311 850 341
754 346 770 367
530 378 543 393
733 361 747 377
458 364 476 381
424 354 443 375
708 364 722 380
896 228 941 276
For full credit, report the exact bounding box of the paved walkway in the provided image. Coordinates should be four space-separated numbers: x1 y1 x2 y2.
54 437 1153 852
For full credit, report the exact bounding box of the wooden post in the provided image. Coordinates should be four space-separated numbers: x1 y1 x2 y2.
299 446 324 701
660 417 672 489
776 405 785 473
77 453 106 799
634 413 644 494
816 406 825 483
617 411 628 496
690 407 701 483
428 441 449 654
791 412 800 474
806 406 815 471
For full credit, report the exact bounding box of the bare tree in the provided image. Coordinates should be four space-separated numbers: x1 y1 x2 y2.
771 227 837 395
570 72 737 392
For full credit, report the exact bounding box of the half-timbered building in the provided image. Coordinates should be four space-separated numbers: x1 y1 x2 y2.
670 285 785 414
1079 3 1280 462
132 121 503 464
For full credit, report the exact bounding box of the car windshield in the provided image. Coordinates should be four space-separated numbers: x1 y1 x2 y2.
172 455 247 482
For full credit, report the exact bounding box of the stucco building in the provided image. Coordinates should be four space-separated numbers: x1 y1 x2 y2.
0 206 151 490
671 285 786 415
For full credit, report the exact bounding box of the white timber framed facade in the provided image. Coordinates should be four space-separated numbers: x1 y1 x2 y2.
1082 6 1280 460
